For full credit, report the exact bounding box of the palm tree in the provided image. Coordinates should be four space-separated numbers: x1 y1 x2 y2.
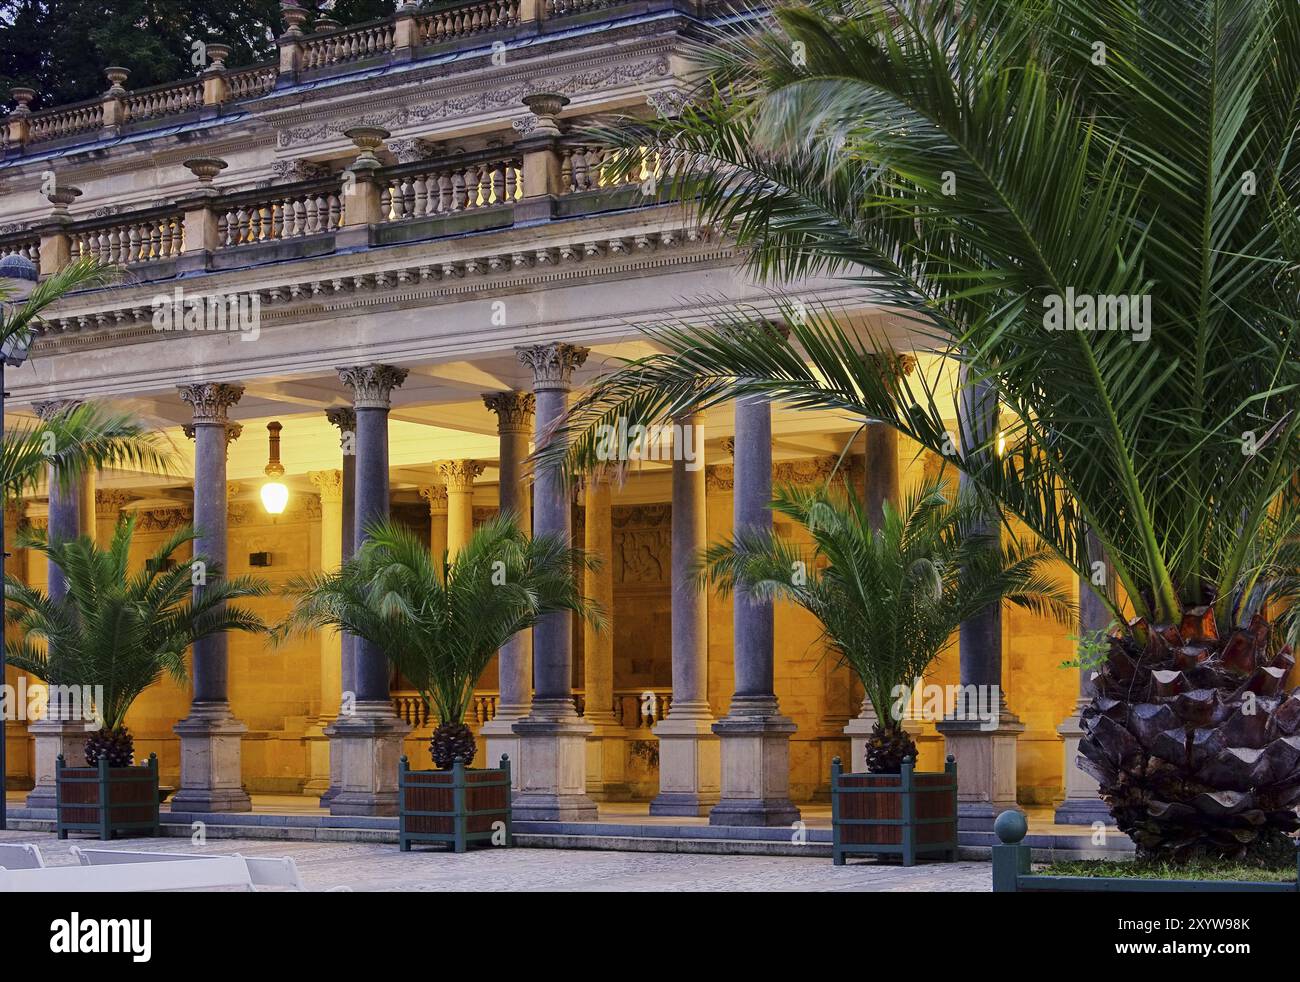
276 515 603 769
4 516 269 766
538 0 1300 858
703 478 1073 771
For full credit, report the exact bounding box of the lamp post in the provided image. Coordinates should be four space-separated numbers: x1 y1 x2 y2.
0 252 38 830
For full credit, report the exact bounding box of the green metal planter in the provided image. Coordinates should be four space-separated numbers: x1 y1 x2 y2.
991 810 1300 892
831 755 959 866
398 754 512 853
55 753 160 841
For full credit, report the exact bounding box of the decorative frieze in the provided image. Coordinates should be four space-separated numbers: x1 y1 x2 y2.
516 342 589 392
275 56 671 149
337 363 408 409
177 382 244 423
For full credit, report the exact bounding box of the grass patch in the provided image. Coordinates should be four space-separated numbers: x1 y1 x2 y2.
1037 859 1296 883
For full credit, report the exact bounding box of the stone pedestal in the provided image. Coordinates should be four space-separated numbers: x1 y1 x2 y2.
324 702 410 816
585 721 631 801
170 704 252 813
651 715 719 816
935 716 1023 831
1054 712 1112 825
25 718 91 810
512 709 598 821
709 712 800 827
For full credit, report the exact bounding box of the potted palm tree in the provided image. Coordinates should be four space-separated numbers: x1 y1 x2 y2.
703 479 1072 864
539 0 1300 863
277 514 601 852
4 517 268 839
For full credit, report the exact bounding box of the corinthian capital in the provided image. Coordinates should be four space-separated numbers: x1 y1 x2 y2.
516 343 589 392
309 469 344 502
337 364 409 409
483 390 536 430
419 484 448 513
178 382 244 423
438 460 484 491
33 398 83 421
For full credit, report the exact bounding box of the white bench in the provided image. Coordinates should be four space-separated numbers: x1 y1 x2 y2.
0 856 254 892
0 844 45 870
72 847 308 891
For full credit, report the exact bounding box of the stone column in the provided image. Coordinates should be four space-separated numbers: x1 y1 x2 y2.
652 410 720 815
419 485 449 569
511 343 598 821
710 395 800 827
440 460 484 560
321 407 356 806
935 366 1022 830
26 410 91 809
1055 531 1114 825
4 503 30 795
582 471 628 800
304 469 344 799
479 391 534 785
329 364 410 817
171 383 251 813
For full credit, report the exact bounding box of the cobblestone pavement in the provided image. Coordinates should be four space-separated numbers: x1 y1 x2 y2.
0 829 992 892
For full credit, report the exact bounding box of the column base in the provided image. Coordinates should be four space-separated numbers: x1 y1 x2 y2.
170 703 251 814
935 714 1023 831
25 718 94 810
585 720 632 801
708 710 800 828
511 707 598 821
326 702 410 817
1054 713 1114 826
650 713 719 816
481 709 527 791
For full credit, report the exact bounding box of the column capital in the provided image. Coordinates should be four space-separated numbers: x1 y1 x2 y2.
32 398 83 421
324 405 357 433
419 484 448 514
95 489 134 511
516 343 589 392
483 390 536 430
337 364 408 409
182 421 243 445
438 459 485 492
178 382 244 423
865 350 917 379
309 469 344 503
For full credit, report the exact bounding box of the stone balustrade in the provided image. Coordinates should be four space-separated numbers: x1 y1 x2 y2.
546 0 627 16
69 211 185 265
216 181 346 248
560 143 660 194
0 234 40 274
378 152 523 222
393 687 671 730
416 0 520 44
224 63 278 101
25 99 104 144
123 79 204 123
300 19 398 71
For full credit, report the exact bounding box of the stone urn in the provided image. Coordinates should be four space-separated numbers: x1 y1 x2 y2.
280 1 310 38
104 67 130 96
522 93 570 137
344 126 391 170
10 87 35 115
46 185 83 216
204 43 232 72
183 156 229 187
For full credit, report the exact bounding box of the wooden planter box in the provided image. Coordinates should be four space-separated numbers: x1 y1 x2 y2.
992 811 1300 893
56 753 160 841
830 755 958 866
399 754 512 853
